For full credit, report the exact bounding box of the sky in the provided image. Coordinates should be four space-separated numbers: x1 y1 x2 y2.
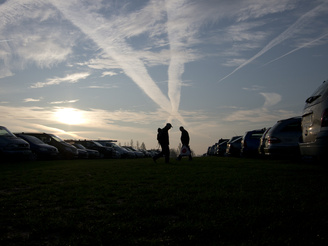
1 0 328 156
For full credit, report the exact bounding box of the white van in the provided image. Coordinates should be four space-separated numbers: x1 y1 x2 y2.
299 80 328 161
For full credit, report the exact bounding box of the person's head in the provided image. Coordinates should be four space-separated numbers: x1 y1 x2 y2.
157 128 162 133
165 123 172 129
179 126 184 131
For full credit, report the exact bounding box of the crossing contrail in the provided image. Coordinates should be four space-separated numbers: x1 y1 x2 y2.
218 2 328 83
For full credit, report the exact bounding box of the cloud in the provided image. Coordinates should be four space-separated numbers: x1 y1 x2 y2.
223 92 294 123
101 71 118 77
49 0 174 115
30 72 90 88
49 99 79 105
219 1 328 82
24 98 42 102
0 0 79 77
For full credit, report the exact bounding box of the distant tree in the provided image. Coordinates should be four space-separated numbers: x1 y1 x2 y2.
140 142 146 150
170 148 178 158
130 139 134 148
136 141 140 150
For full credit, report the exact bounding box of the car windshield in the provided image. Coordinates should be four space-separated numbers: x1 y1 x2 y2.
0 127 15 137
20 135 45 144
93 141 103 147
75 144 86 149
49 134 64 142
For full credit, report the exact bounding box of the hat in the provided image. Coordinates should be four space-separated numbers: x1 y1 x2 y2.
166 123 173 128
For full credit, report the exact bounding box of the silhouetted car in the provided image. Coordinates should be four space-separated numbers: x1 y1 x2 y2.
122 146 145 158
226 136 242 157
21 133 78 159
241 129 266 157
14 133 59 160
299 80 328 161
74 140 113 158
258 127 272 156
217 138 229 156
72 143 100 159
0 126 31 161
263 117 302 158
97 141 133 158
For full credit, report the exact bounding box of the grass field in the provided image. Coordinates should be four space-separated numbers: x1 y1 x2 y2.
1 157 328 246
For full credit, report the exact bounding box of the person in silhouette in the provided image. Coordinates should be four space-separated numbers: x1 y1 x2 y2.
153 123 172 163
177 126 192 161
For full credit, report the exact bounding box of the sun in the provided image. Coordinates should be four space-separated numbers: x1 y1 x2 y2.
54 108 86 125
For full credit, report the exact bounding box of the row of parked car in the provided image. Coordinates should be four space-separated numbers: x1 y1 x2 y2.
207 79 328 162
0 129 158 162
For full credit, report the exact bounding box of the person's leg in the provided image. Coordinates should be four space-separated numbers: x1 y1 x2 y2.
163 145 170 163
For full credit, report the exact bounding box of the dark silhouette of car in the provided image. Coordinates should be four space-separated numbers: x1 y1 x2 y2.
226 136 242 157
20 133 78 159
14 133 59 160
71 143 100 159
73 140 113 158
258 127 272 156
217 138 229 156
263 117 302 158
299 80 328 161
0 126 31 161
241 129 266 157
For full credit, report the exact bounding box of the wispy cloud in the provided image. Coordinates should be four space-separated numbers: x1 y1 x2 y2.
30 72 90 88
262 32 328 67
23 98 42 103
219 1 328 82
49 99 79 105
49 0 174 115
224 92 295 123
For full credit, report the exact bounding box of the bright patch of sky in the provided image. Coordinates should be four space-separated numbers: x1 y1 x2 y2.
1 0 328 155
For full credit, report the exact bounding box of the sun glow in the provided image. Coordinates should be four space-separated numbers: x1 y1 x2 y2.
54 108 86 125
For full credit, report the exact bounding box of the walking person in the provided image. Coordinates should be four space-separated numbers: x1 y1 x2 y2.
177 126 192 161
153 123 172 163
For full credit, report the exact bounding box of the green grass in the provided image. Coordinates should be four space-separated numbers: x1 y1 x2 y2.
1 157 328 246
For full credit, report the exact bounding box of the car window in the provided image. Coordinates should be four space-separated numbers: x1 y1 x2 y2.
305 81 327 103
0 127 15 137
251 133 263 139
281 122 301 132
21 135 45 144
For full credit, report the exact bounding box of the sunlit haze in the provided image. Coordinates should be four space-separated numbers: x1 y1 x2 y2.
1 0 328 155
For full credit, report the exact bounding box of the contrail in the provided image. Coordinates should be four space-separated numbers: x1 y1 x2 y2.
166 0 188 113
218 2 327 83
262 33 328 67
50 1 175 115
0 39 13 42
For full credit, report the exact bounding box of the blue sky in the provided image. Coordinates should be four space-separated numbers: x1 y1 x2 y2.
1 0 328 155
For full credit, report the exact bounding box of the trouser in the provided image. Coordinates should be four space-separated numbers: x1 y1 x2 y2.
154 144 170 163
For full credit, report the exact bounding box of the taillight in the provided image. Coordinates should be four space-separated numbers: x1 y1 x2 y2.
268 137 281 144
321 109 328 127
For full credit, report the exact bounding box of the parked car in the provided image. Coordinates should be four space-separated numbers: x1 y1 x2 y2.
0 126 31 161
72 144 89 159
122 146 145 158
299 80 328 161
74 140 114 158
97 141 134 158
241 129 266 157
14 133 59 160
263 117 302 158
20 133 78 159
226 136 242 157
258 127 272 156
217 138 229 156
72 143 100 159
